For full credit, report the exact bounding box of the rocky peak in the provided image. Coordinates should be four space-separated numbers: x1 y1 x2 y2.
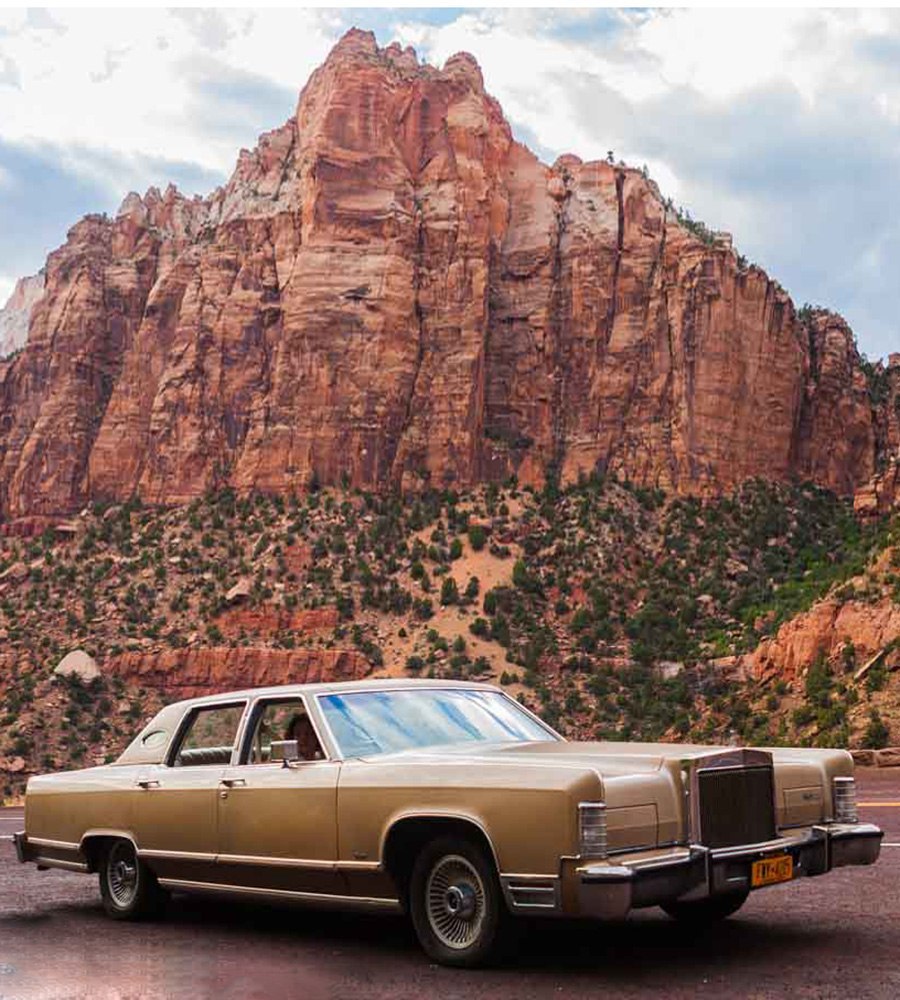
329 26 381 60
442 51 485 90
0 36 893 519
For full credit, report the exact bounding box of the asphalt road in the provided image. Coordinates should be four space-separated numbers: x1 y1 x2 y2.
1 769 899 1000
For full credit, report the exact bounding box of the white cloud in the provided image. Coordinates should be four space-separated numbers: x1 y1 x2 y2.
0 9 336 182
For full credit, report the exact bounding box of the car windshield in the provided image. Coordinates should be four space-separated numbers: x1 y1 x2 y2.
318 688 558 758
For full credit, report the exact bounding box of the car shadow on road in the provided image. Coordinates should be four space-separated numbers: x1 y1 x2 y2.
159 893 843 978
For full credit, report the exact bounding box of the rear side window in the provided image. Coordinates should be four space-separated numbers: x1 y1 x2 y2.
172 704 245 767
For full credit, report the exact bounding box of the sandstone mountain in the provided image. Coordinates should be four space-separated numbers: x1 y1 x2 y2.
0 29 894 521
0 271 44 360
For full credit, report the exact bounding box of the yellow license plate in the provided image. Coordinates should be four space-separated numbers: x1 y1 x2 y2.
751 854 793 888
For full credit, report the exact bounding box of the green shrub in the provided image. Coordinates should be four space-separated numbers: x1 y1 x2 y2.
469 617 490 638
864 710 890 749
512 559 540 593
440 577 459 606
414 598 434 620
468 525 487 551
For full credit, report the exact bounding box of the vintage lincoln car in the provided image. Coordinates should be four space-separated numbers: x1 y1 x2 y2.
15 679 882 966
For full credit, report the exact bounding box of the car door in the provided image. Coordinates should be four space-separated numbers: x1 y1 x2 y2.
132 700 247 883
215 695 342 895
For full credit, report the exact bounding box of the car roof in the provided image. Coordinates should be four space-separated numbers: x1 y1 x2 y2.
166 677 498 710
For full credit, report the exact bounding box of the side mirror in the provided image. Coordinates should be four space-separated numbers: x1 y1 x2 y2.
270 740 300 764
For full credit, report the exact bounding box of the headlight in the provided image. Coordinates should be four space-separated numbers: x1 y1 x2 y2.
578 802 608 857
833 776 859 823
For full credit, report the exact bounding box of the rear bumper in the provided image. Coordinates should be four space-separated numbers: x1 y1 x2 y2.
577 822 882 919
12 832 89 873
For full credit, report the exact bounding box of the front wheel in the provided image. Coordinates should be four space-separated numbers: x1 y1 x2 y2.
99 838 168 920
409 836 510 967
661 889 749 925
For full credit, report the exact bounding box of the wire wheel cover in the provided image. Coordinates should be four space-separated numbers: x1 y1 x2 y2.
425 854 487 950
107 842 139 908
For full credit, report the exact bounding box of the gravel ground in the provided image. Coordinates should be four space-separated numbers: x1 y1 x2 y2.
0 769 898 1000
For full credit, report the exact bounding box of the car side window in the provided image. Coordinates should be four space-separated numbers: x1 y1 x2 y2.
246 699 325 764
172 704 245 767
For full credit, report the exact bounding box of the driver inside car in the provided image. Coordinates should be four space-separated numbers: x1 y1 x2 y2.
285 713 323 761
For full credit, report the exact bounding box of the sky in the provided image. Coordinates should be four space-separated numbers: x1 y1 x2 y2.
1 7 899 359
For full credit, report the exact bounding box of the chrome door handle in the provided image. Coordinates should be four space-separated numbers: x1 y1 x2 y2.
220 778 246 788
137 779 160 790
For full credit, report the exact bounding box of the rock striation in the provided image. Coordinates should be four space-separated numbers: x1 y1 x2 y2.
0 30 892 517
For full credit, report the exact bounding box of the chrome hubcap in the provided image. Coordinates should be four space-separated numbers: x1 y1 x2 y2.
426 855 485 950
107 842 138 908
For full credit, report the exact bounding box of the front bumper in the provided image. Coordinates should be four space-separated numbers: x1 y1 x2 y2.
577 822 882 919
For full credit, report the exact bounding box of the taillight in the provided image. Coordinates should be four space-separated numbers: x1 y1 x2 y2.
833 776 859 823
578 802 608 857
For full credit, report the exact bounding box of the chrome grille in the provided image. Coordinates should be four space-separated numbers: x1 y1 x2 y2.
697 765 777 848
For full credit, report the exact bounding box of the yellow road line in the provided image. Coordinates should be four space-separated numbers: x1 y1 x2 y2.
858 801 900 807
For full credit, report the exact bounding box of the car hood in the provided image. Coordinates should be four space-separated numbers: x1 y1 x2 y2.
359 739 720 776
359 738 844 778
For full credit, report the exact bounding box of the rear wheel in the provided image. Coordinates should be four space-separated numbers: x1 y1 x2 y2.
661 889 749 924
409 835 510 967
98 839 168 920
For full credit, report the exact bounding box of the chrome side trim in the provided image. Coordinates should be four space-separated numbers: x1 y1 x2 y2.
139 849 217 863
28 836 80 851
34 856 89 873
216 854 379 871
500 874 561 913
138 849 381 871
157 878 402 911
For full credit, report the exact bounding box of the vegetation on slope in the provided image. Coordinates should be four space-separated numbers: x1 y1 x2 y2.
0 475 897 797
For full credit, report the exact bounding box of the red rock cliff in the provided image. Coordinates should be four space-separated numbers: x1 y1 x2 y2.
0 31 885 516
105 646 371 699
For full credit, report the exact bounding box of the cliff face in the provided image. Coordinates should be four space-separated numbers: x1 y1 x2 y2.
0 31 887 517
0 272 44 359
105 646 370 699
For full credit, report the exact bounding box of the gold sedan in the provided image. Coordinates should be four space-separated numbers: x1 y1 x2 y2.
15 680 882 966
